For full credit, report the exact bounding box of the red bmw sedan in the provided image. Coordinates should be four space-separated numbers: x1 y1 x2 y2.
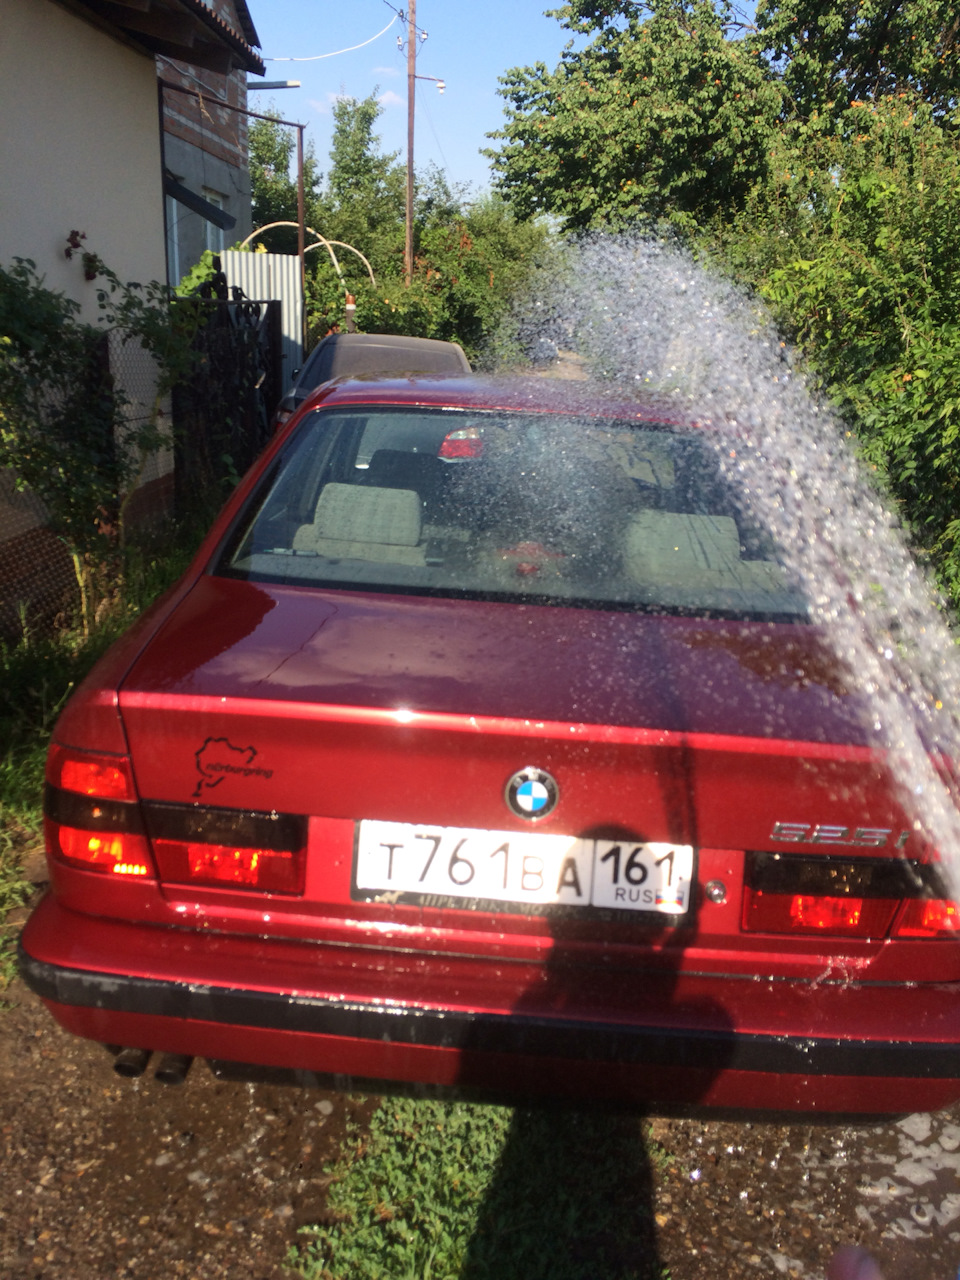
19 375 960 1113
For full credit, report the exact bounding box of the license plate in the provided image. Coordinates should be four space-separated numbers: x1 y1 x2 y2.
354 821 693 916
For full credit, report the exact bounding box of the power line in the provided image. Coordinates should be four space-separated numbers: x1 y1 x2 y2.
265 11 398 62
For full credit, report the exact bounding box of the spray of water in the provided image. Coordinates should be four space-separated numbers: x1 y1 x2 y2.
510 233 960 898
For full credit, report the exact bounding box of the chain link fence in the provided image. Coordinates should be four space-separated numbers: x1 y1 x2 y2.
0 292 282 640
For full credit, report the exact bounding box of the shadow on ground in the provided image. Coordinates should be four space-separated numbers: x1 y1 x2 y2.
461 1106 666 1280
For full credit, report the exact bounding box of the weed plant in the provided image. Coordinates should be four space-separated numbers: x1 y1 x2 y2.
288 1097 671 1280
0 516 208 984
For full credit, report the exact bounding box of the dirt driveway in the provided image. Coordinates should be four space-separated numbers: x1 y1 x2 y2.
4 864 959 1280
0 973 375 1280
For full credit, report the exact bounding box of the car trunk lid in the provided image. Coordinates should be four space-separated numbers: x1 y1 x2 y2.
114 577 939 974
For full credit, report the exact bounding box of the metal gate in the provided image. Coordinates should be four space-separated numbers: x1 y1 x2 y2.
171 292 282 511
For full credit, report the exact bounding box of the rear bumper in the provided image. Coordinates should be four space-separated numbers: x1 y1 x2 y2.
19 897 960 1113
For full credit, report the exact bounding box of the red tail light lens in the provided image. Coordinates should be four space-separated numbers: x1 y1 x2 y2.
742 888 898 938
893 899 960 938
48 746 135 800
152 839 303 894
439 426 483 458
143 802 307 896
45 745 153 877
45 748 307 894
53 825 152 877
742 851 948 939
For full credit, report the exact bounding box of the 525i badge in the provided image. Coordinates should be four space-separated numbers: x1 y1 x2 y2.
771 821 910 848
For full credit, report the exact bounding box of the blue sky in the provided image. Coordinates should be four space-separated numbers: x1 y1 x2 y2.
247 1 580 193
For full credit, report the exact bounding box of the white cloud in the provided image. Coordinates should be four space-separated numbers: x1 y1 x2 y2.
310 91 356 115
371 65 400 77
378 89 403 108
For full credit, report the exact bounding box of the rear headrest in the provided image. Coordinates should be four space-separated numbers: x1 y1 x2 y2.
313 483 421 547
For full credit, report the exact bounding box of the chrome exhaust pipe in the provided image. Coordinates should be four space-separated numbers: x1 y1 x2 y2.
113 1047 151 1078
154 1053 194 1086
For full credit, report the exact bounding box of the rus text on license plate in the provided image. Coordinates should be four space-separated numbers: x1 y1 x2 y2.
354 821 693 915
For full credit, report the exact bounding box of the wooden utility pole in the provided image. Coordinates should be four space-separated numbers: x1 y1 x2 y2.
404 0 416 286
295 123 306 348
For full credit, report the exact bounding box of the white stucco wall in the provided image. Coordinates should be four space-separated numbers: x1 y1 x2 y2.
0 0 167 319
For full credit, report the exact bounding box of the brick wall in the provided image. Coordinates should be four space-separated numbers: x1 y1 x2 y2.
159 0 250 168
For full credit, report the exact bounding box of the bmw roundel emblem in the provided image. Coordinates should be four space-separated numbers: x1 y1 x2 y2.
505 767 559 821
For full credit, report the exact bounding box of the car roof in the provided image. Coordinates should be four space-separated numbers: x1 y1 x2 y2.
294 333 471 389
297 372 694 427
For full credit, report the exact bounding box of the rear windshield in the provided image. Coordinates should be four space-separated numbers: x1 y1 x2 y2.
218 406 806 620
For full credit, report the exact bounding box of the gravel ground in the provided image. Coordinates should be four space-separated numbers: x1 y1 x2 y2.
0 975 377 1280
646 1109 960 1280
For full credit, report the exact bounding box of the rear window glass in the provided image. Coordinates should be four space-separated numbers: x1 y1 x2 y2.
218 406 806 620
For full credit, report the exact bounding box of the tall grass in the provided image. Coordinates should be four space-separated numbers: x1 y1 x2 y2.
0 519 207 983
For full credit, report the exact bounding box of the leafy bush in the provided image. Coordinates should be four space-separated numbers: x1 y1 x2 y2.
703 96 960 600
0 250 201 630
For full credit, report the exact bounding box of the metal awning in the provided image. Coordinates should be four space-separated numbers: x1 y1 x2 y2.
163 173 237 229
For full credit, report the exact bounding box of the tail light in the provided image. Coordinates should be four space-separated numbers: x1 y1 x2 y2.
742 851 955 940
893 898 960 939
151 841 300 893
45 745 306 895
45 744 154 877
439 426 483 459
145 802 306 895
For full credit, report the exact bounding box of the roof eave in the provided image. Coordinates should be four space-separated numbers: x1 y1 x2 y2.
57 0 265 76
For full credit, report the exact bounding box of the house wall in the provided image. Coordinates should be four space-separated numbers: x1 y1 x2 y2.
159 0 253 285
0 0 171 632
0 0 167 319
163 129 253 281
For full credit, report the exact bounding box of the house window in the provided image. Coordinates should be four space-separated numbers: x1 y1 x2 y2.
165 193 182 285
203 190 225 254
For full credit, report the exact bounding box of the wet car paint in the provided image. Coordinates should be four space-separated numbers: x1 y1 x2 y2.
19 375 960 1114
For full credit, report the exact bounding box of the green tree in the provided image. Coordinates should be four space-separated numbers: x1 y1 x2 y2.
754 0 960 122
301 94 407 336
249 110 323 253
315 93 407 277
486 0 782 231
326 93 405 213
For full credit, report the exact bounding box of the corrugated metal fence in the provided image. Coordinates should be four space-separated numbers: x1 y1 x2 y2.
222 250 303 393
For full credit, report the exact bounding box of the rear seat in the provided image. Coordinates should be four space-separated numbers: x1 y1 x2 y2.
363 449 450 523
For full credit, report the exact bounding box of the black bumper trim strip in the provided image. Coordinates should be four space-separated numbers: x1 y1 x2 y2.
18 941 960 1079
